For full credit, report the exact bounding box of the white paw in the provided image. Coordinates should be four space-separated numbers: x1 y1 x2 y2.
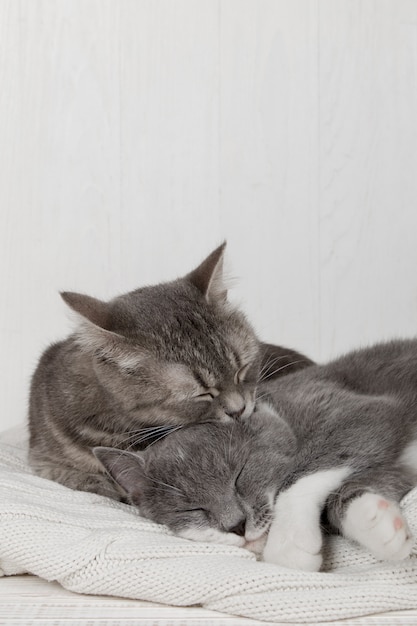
343 493 413 561
261 468 351 571
263 525 323 571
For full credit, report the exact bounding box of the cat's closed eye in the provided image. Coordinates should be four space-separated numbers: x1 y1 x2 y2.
234 463 247 493
175 507 208 514
193 389 219 402
121 367 137 377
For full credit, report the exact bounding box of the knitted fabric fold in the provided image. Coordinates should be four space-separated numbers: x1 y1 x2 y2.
1 427 416 623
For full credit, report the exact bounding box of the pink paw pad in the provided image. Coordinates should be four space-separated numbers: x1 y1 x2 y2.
344 493 413 561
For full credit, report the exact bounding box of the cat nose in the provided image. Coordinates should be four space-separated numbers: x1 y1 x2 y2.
228 518 246 537
225 405 245 419
223 392 246 420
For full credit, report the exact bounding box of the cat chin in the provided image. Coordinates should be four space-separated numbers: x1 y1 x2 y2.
244 534 268 556
175 525 268 556
175 526 246 547
217 413 234 423
241 397 256 420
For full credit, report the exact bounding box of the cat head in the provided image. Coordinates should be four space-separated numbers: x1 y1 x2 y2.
94 406 296 546
61 244 260 425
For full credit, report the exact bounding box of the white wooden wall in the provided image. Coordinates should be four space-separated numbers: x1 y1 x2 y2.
1 0 417 430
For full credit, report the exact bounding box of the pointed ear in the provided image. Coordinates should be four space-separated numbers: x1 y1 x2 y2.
187 242 227 303
93 447 146 503
61 292 142 367
61 292 110 329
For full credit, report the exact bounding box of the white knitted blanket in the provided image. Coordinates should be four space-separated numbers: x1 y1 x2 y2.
1 427 417 623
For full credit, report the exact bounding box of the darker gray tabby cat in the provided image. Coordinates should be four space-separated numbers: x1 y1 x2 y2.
29 244 312 499
95 339 417 570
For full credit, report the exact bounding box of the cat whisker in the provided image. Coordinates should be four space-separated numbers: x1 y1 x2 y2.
258 501 273 511
257 507 274 519
259 360 308 382
258 354 294 380
144 425 184 450
146 475 184 495
124 426 182 450
254 392 270 403
116 425 179 448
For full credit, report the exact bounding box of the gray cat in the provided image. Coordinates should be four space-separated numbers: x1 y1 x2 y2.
28 244 312 499
95 339 417 570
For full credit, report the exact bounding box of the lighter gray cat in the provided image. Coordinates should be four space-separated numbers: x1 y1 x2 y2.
29 244 312 499
95 339 417 570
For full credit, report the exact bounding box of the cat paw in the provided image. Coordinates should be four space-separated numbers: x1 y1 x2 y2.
342 493 413 561
262 527 323 571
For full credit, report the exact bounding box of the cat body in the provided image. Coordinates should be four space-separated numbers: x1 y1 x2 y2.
29 244 312 498
95 338 417 570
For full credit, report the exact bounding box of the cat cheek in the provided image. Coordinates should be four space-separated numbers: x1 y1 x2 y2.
181 403 213 423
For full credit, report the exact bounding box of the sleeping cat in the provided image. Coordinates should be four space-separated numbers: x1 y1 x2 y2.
28 243 313 499
94 339 417 571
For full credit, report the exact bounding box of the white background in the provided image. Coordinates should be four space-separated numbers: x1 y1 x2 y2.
1 0 417 431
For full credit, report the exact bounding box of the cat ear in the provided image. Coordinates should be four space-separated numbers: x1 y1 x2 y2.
61 291 142 367
93 447 146 503
60 292 111 329
187 242 227 303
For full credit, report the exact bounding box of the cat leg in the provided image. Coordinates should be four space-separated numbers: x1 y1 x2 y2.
263 467 351 571
326 473 414 561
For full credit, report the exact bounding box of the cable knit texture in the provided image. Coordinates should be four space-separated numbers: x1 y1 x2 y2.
1 427 416 623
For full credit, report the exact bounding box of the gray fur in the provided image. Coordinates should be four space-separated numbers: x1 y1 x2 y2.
95 339 417 545
28 244 312 498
